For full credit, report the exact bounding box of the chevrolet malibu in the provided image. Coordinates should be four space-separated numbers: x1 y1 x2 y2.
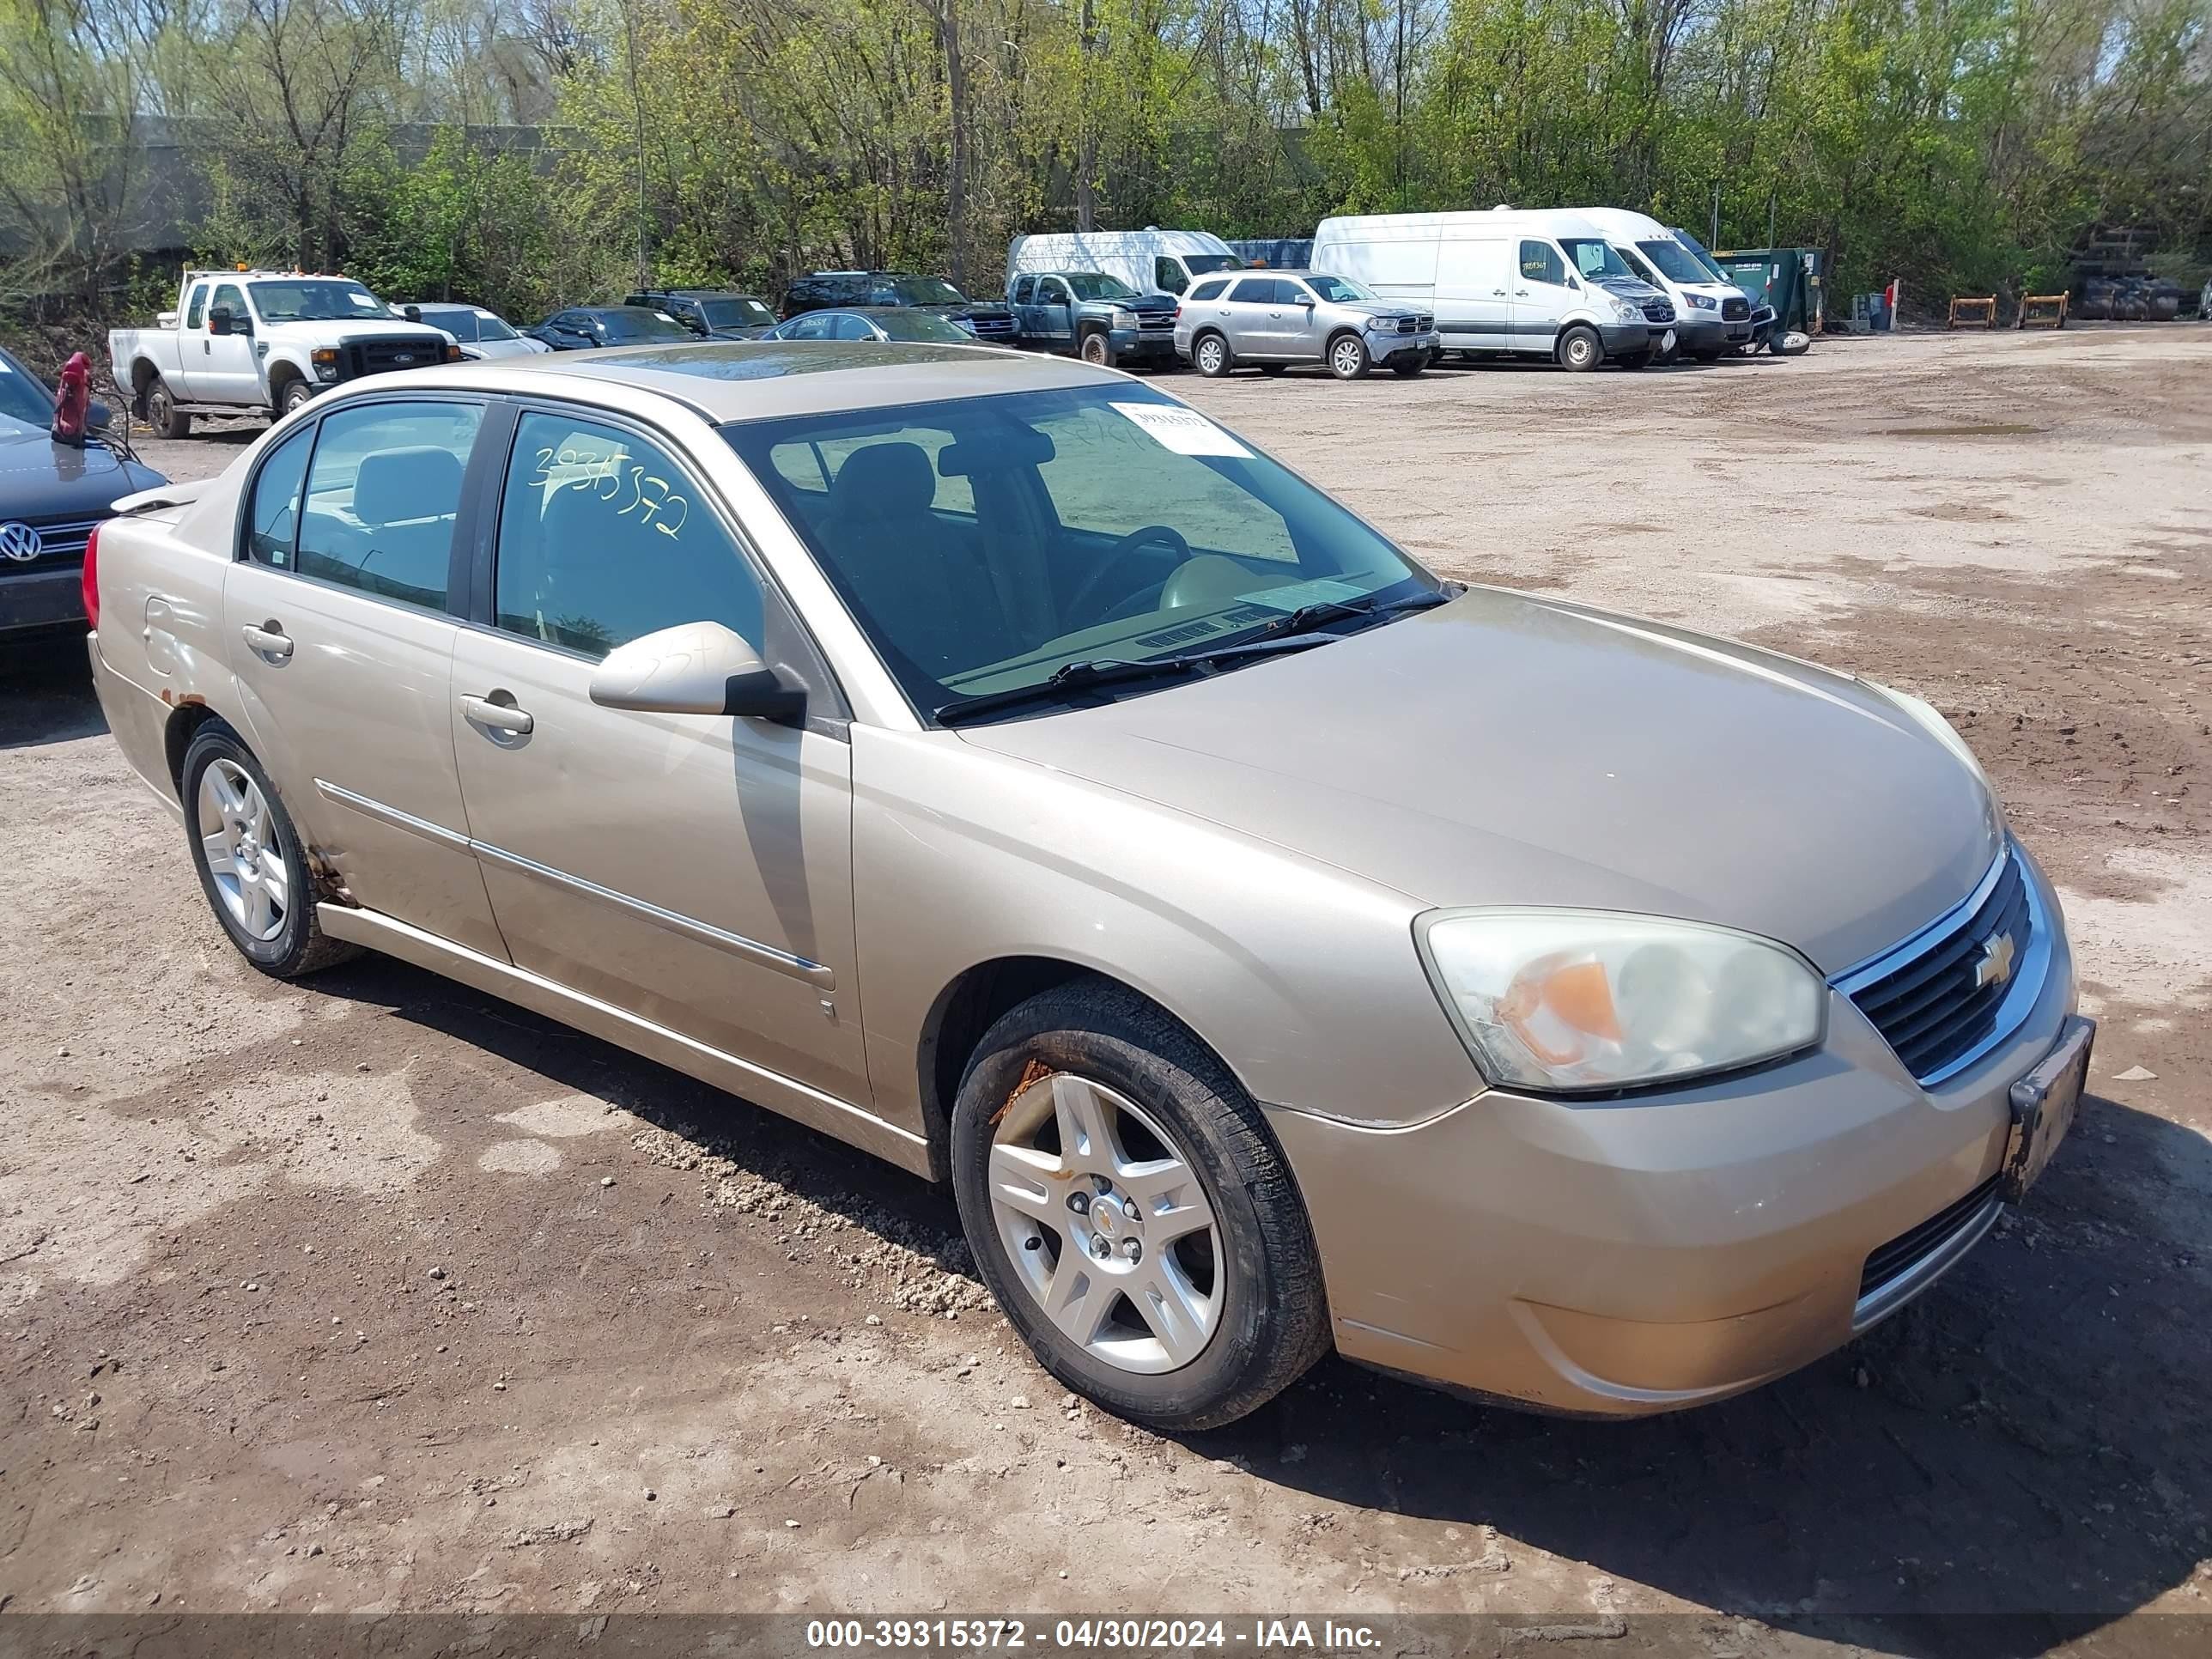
85 342 2091 1429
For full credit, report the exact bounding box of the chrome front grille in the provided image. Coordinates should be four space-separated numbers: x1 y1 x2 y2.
1723 296 1750 321
0 515 99 571
1844 852 2034 1084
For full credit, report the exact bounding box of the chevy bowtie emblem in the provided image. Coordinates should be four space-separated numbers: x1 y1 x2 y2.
1975 931 2017 989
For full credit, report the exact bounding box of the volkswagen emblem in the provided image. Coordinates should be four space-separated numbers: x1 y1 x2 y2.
1974 931 2017 990
0 521 43 562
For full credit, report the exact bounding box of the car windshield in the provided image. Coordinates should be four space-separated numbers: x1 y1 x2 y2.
1062 273 1137 301
724 384 1436 723
873 311 972 343
1636 240 1715 286
1301 274 1374 303
702 298 774 328
250 281 388 322
884 276 967 306
0 352 53 424
472 311 519 340
1184 254 1243 276
1559 238 1637 282
602 309 694 341
422 308 479 342
1669 228 1732 284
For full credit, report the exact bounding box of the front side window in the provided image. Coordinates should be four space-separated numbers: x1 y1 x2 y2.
294 401 483 611
494 410 763 660
243 427 314 567
1519 240 1567 286
1153 258 1188 295
211 283 248 328
831 313 876 341
726 385 1433 720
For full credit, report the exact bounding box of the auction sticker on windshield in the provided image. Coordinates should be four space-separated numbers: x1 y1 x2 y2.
1109 401 1252 459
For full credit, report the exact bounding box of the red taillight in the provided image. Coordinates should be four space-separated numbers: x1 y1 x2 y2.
82 521 100 630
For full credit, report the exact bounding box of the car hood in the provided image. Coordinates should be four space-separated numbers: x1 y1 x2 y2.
1339 299 1428 322
958 588 2002 975
916 301 1012 319
1598 276 1668 304
0 426 167 520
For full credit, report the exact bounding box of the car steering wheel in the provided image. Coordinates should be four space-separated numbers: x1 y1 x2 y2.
1067 525 1194 622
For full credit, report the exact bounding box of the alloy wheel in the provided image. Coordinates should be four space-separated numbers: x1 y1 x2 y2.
985 1072 1222 1374
1331 338 1364 378
1196 337 1224 374
197 757 290 942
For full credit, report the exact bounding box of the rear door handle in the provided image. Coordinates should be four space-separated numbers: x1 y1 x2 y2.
459 692 534 736
240 621 292 661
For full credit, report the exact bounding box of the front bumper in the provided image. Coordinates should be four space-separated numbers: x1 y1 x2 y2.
1 566 87 636
1268 847 2082 1416
1367 328 1440 365
1599 322 1654 357
1674 317 1729 353
1110 326 1180 362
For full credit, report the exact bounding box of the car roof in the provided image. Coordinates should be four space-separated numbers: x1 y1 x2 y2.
451 339 1109 421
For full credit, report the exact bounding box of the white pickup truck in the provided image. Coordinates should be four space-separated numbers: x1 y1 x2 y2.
109 270 459 437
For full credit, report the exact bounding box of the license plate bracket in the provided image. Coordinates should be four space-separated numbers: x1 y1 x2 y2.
2002 1016 2094 1203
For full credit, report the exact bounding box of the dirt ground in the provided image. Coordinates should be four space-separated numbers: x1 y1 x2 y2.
3 328 2209 1655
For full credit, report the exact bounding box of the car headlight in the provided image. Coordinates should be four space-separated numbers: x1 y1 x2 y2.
1109 307 1139 329
951 317 978 335
1612 298 1645 324
1416 910 1826 1092
1687 293 1719 311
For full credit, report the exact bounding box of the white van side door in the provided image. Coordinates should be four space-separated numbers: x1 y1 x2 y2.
1511 240 1578 355
1434 237 1512 349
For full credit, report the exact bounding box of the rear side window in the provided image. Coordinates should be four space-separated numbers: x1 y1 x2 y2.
1011 276 1035 304
1519 240 1567 285
243 427 314 567
294 401 483 612
1188 278 1229 302
494 410 765 659
185 285 208 330
1229 276 1279 304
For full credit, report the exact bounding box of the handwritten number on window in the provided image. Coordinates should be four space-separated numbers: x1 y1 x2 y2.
526 442 688 538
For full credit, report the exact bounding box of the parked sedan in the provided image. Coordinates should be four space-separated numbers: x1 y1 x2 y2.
757 307 979 345
2 343 167 639
397 302 551 361
527 306 696 351
85 342 2087 1431
1176 270 1437 380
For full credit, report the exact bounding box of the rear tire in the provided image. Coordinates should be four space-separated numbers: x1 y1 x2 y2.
1327 333 1370 380
1192 331 1233 377
1557 325 1601 372
181 723 358 979
146 376 191 440
950 980 1330 1431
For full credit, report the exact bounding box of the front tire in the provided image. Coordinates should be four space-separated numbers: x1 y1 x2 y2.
1328 333 1371 380
276 377 315 417
1389 357 1425 377
181 723 357 979
145 376 191 439
1192 331 1233 378
1557 325 1601 372
950 981 1330 1431
1079 331 1113 368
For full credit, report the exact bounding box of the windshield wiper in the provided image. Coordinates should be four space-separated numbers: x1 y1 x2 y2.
935 634 1334 726
1243 586 1455 644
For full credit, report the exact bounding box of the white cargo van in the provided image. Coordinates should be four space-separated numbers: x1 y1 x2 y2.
1006 229 1247 301
1310 209 1668 370
1565 210 1753 362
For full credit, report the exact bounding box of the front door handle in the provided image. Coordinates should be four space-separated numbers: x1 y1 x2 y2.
459 692 534 736
240 621 292 661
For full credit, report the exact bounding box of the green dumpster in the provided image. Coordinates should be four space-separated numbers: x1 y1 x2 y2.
1710 246 1826 337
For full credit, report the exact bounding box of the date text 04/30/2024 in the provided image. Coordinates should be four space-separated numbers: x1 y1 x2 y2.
804 1619 1384 1650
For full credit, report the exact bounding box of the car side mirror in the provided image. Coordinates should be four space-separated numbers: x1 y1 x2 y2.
589 621 805 722
208 307 233 336
403 304 422 321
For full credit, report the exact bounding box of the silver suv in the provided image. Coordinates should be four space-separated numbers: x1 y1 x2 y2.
1175 270 1437 380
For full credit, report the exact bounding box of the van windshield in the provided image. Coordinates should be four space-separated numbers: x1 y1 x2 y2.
724 384 1437 724
1636 240 1714 285
1558 239 1636 283
1184 255 1243 276
1669 229 1732 284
